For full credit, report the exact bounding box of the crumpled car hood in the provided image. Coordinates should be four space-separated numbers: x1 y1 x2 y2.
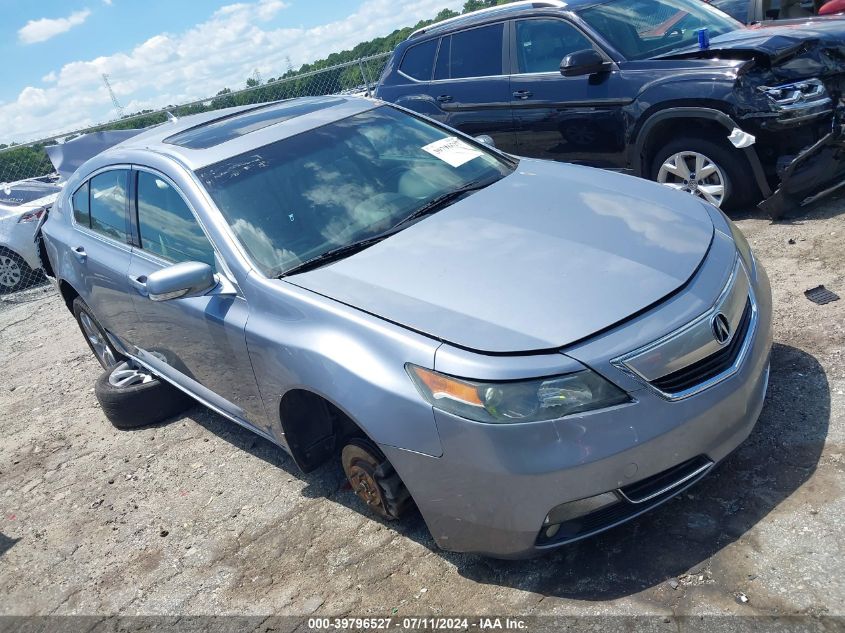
661 19 845 80
286 160 714 353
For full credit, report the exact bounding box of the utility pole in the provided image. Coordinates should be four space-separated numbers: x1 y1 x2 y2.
101 73 125 119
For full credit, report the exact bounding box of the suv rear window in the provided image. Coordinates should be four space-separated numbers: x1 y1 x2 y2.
399 39 438 81
436 23 504 79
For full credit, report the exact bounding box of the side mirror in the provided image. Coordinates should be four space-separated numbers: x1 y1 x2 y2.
146 261 216 302
560 49 612 77
474 134 496 148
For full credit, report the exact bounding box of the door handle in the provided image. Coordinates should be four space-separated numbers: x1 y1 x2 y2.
127 274 148 296
512 90 533 100
72 246 86 263
436 94 453 103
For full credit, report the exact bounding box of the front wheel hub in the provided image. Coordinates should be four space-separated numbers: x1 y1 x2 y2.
341 440 404 520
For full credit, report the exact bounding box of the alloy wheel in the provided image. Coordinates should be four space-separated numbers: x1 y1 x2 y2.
108 361 154 388
657 151 726 207
79 311 117 367
0 254 22 289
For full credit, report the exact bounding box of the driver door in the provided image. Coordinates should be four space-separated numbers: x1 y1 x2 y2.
124 167 268 430
508 17 630 168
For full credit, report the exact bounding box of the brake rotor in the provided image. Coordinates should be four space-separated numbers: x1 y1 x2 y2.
341 441 394 519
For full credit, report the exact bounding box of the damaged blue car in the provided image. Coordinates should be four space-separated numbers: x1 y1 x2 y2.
375 0 845 216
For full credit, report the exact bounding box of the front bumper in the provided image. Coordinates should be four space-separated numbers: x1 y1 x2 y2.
757 113 845 218
382 264 773 559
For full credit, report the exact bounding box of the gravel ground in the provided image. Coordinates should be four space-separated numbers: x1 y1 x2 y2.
0 194 843 624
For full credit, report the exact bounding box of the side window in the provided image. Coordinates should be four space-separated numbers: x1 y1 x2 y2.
135 171 216 270
72 182 90 227
515 19 595 74
442 23 504 79
89 170 129 241
399 39 438 80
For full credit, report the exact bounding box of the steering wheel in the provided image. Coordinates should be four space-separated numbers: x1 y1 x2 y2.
662 26 684 40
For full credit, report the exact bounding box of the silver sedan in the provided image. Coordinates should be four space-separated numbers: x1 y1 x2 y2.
41 96 772 558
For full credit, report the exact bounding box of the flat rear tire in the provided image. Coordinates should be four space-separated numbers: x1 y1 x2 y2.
95 361 194 429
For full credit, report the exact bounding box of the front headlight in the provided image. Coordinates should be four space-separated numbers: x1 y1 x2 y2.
407 365 629 424
759 78 828 109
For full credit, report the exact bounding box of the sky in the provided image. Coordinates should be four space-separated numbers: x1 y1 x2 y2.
0 0 463 145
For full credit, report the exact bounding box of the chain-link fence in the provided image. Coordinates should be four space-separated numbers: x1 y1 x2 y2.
0 51 391 311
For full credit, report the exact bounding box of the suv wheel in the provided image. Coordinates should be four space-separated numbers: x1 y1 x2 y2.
0 249 35 294
72 297 123 369
651 137 753 210
95 361 194 429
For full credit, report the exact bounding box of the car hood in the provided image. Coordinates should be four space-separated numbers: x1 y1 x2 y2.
286 160 714 353
660 19 845 79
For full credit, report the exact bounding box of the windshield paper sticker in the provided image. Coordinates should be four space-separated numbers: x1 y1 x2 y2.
421 137 483 168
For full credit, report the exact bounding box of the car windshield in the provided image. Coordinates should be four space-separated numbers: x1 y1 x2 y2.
197 106 513 277
705 0 749 22
577 0 743 60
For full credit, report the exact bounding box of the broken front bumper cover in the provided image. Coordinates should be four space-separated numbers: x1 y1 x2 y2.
758 117 845 219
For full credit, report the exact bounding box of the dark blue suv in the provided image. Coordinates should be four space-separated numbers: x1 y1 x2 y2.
375 0 845 215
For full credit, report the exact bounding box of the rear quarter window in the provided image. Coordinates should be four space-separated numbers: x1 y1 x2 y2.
399 39 438 80
89 170 129 241
72 182 90 227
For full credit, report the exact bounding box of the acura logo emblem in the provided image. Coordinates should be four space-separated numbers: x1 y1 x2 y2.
711 313 731 345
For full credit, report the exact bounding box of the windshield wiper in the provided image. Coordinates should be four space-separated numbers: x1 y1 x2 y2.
279 177 497 278
390 178 495 232
279 234 389 278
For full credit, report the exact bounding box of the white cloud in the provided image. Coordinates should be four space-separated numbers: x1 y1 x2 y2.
18 9 92 45
103 0 113 5
1 0 463 144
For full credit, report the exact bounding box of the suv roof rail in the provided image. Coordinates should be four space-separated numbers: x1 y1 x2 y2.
408 0 566 39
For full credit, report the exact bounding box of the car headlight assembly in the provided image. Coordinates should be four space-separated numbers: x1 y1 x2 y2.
407 365 630 424
759 78 829 110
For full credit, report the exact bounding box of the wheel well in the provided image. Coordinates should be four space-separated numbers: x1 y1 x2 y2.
58 280 79 313
640 118 731 177
279 389 363 473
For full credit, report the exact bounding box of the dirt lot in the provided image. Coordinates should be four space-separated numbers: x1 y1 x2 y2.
1 194 844 625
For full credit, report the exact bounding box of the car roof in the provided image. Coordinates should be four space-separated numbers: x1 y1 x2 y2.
407 0 597 40
107 95 380 171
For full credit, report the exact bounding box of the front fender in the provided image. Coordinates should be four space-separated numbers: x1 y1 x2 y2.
242 271 444 458
629 105 772 198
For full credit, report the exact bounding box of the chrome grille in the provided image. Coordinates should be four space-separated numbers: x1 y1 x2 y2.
613 258 757 400
652 299 752 394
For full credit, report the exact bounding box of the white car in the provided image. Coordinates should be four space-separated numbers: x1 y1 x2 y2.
0 175 62 293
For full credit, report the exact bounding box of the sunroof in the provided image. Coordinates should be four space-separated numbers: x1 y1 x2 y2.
164 97 346 150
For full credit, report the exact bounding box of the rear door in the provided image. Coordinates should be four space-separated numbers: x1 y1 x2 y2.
124 167 268 429
426 22 518 153
509 17 629 167
67 168 138 347
376 37 439 112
